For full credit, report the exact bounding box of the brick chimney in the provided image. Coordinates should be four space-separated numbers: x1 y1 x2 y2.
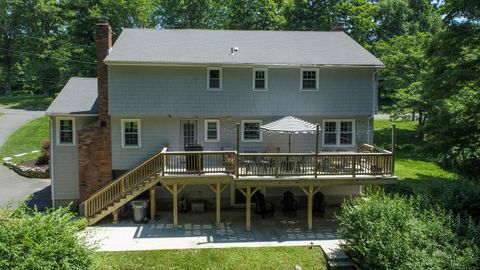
96 16 112 124
78 18 113 202
331 19 346 32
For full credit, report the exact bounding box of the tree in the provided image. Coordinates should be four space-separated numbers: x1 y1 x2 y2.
283 0 338 31
376 33 432 138
336 0 378 48
156 0 226 29
225 0 284 30
421 0 480 178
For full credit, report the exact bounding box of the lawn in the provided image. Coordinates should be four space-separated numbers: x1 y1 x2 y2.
92 246 327 270
0 117 49 164
0 93 53 110
374 119 459 193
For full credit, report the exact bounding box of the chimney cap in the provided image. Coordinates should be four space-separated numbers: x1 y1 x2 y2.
98 16 109 23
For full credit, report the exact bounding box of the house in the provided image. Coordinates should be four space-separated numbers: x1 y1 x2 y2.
46 19 396 229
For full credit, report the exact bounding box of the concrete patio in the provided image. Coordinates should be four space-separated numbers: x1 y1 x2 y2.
85 207 341 251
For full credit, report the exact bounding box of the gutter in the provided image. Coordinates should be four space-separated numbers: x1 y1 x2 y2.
104 60 385 69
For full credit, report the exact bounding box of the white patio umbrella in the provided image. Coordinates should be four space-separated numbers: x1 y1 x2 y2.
260 116 319 153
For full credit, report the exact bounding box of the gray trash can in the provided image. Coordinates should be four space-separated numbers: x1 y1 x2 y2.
131 200 148 223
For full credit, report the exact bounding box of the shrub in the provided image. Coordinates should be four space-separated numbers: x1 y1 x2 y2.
0 204 93 270
338 191 480 270
36 139 50 165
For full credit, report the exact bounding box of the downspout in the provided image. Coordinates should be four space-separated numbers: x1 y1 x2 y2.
48 117 56 209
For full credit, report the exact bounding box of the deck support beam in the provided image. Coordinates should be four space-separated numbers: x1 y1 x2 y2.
208 182 230 225
163 184 186 226
238 186 260 232
150 186 156 221
300 184 322 230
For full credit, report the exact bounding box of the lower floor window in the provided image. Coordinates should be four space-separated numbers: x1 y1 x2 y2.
323 120 355 146
242 120 262 142
122 119 141 148
205 119 220 142
57 118 75 145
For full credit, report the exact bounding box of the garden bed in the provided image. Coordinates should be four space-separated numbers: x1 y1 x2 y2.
3 160 49 178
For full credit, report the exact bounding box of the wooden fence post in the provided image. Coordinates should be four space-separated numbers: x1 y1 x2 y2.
391 123 396 176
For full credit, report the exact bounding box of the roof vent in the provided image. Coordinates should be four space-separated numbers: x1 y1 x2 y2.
230 47 239 55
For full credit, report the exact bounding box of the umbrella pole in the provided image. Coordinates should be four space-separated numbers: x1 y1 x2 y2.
288 134 291 153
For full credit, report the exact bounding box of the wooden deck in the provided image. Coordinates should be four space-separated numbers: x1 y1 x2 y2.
81 143 397 228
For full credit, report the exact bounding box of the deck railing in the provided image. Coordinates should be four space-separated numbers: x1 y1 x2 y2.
162 147 393 178
80 147 167 218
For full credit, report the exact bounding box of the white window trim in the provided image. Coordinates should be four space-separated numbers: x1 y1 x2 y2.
321 119 356 147
207 67 222 91
204 119 220 142
121 119 142 148
241 120 263 142
56 117 76 146
300 68 320 91
252 68 268 91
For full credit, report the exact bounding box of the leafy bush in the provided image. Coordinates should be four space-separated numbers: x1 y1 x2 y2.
36 139 50 165
338 191 480 270
0 204 93 270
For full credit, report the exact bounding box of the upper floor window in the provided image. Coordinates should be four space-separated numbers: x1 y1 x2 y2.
241 120 263 142
205 119 220 142
253 68 268 91
207 67 222 90
121 119 141 148
322 120 355 147
301 68 319 90
56 117 75 146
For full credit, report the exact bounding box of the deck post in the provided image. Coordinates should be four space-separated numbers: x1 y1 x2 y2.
112 210 119 224
236 123 240 178
314 124 319 178
150 186 156 221
215 182 221 224
307 184 313 230
246 186 251 232
173 184 178 226
391 123 396 176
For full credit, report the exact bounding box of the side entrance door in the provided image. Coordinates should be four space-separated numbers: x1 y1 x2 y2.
180 120 198 149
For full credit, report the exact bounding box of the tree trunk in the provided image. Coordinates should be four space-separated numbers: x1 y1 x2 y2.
417 111 425 139
412 109 415 121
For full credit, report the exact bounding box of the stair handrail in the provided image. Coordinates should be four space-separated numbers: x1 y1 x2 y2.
80 146 168 217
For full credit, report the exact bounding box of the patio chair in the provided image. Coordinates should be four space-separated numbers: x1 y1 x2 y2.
281 191 298 216
253 192 275 219
312 192 326 218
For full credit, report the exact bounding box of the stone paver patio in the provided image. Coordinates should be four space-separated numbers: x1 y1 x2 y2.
85 208 341 251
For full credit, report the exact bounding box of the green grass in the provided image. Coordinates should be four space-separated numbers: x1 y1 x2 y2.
92 246 327 270
374 119 460 193
0 117 49 164
0 94 53 110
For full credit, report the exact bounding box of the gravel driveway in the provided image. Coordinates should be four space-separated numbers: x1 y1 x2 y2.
0 107 51 209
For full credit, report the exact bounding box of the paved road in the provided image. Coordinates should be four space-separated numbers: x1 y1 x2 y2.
0 107 51 209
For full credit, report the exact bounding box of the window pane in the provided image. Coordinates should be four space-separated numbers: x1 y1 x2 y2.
302 70 317 89
207 122 218 140
340 132 352 145
255 79 265 89
324 133 336 145
244 122 260 140
209 69 220 89
324 122 336 132
255 70 264 79
341 122 352 132
59 120 73 144
124 121 139 146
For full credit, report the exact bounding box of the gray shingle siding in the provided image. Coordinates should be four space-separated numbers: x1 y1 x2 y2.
111 115 371 170
51 116 97 202
109 66 376 117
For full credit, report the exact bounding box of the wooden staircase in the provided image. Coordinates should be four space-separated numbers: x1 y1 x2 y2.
80 147 167 226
